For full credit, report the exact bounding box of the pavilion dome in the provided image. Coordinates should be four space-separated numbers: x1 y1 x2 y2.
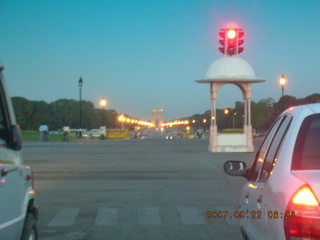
205 56 260 81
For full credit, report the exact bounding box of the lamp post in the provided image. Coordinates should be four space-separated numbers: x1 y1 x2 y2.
232 112 237 129
186 126 190 134
99 98 108 127
224 108 229 129
78 77 83 138
279 75 287 97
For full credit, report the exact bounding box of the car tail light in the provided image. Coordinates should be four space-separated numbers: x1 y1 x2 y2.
285 185 320 240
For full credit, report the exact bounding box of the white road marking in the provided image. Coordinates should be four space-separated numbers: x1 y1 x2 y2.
95 208 119 226
48 208 80 227
177 207 206 225
138 207 162 225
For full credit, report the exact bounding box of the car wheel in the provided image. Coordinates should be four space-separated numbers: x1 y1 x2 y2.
20 213 38 240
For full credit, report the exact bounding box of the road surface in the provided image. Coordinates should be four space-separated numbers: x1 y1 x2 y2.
24 137 261 240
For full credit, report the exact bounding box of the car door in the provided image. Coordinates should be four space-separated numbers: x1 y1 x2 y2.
243 116 283 238
247 115 292 240
0 78 24 240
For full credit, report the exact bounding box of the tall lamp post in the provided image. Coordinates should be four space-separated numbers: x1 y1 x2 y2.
223 108 229 129
78 77 83 138
279 75 287 97
232 112 237 129
99 98 108 127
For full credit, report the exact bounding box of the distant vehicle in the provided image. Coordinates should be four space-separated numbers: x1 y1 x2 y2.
165 129 175 140
0 67 38 240
224 103 320 240
165 135 174 140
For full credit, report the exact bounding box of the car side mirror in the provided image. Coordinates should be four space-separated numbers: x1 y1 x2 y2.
223 161 246 177
11 124 22 151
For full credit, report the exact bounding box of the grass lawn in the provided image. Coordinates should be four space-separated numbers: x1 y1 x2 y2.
22 131 64 141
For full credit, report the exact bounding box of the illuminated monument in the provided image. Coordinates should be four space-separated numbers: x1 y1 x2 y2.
150 109 164 128
197 26 265 152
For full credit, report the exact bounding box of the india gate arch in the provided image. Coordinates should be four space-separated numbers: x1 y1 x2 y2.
150 109 164 128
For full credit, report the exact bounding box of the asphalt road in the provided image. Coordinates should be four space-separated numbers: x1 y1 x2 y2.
23 137 261 240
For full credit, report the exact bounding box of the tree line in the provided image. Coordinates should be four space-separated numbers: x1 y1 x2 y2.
185 93 320 131
12 97 118 131
12 93 320 132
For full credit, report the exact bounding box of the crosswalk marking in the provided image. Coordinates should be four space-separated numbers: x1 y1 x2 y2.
95 208 119 226
48 207 80 227
137 207 162 225
213 206 240 225
177 207 206 225
45 206 232 228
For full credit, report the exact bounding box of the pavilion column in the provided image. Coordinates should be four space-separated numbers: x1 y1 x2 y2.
244 84 254 152
248 99 251 126
244 98 248 129
209 82 222 152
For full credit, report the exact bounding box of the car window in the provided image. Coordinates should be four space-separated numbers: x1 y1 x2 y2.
0 81 10 146
249 117 282 181
292 114 320 170
259 116 292 182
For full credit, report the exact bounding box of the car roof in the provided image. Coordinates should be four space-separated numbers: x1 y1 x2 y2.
281 103 320 117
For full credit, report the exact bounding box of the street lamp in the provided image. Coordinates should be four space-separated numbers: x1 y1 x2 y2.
223 108 229 129
232 112 237 129
99 97 108 127
78 77 83 138
279 75 287 97
186 126 190 134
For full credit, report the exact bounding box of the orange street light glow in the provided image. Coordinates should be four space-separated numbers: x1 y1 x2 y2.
224 109 229 115
117 114 154 127
99 98 107 108
161 120 190 127
118 114 126 122
279 75 287 86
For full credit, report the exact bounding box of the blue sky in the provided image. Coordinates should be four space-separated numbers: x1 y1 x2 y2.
0 0 320 120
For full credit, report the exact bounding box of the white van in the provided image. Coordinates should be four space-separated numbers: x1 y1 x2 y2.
0 66 38 240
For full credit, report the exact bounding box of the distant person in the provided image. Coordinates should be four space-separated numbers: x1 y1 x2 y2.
39 125 49 141
63 126 70 141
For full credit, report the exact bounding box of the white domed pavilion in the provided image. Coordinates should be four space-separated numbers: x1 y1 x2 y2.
197 56 265 152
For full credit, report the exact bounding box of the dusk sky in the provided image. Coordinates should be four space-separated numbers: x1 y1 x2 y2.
0 0 319 120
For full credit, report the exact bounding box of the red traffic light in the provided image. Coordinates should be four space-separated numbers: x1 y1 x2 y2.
218 28 244 56
227 29 236 39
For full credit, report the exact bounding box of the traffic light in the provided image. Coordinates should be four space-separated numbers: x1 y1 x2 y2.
237 29 244 54
219 28 244 56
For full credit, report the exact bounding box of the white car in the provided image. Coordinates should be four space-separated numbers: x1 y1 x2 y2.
0 67 38 240
224 103 320 240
